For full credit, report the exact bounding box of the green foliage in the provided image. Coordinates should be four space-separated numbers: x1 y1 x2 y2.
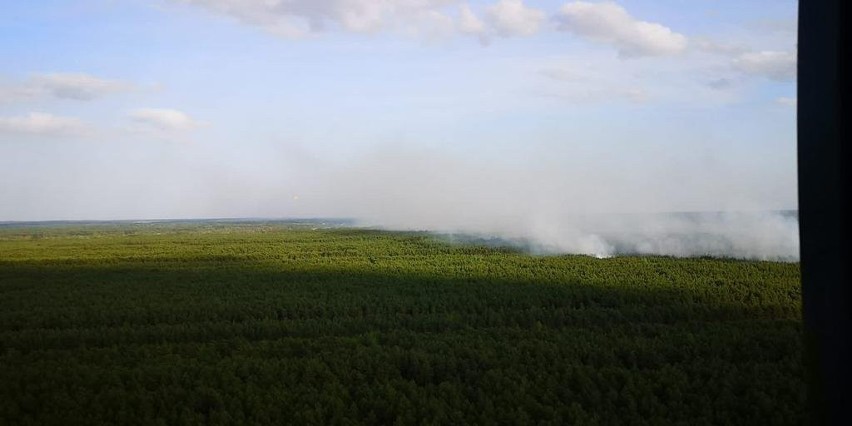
0 224 803 425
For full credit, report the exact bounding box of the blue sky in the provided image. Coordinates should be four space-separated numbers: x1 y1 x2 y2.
0 0 797 222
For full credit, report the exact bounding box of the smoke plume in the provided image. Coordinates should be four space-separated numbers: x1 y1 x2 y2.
284 144 799 261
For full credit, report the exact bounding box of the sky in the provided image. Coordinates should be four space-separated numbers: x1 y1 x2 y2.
0 0 797 231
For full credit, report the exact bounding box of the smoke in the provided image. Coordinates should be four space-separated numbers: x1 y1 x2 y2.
284 144 799 261
358 209 799 261
488 211 799 260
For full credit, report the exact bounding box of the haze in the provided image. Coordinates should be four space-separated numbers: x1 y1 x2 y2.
0 1 798 259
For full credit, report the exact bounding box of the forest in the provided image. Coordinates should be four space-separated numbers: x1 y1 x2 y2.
0 222 803 425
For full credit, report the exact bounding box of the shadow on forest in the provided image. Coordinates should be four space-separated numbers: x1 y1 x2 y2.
0 256 799 337
0 256 804 425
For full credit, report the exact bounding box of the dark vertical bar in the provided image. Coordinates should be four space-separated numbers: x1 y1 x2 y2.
798 0 850 424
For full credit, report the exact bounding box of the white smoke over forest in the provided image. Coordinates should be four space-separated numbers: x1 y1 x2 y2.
283 145 799 261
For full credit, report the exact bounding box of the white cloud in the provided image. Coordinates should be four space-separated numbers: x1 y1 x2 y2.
404 9 458 41
539 67 584 82
31 73 133 101
555 1 687 58
706 78 735 90
175 0 311 37
775 97 796 107
689 37 797 84
129 108 201 132
532 49 751 107
458 3 487 41
0 73 133 102
176 0 465 38
0 85 40 103
749 18 797 36
0 112 91 137
176 0 550 42
486 0 545 37
336 1 388 33
733 50 796 81
692 38 750 56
